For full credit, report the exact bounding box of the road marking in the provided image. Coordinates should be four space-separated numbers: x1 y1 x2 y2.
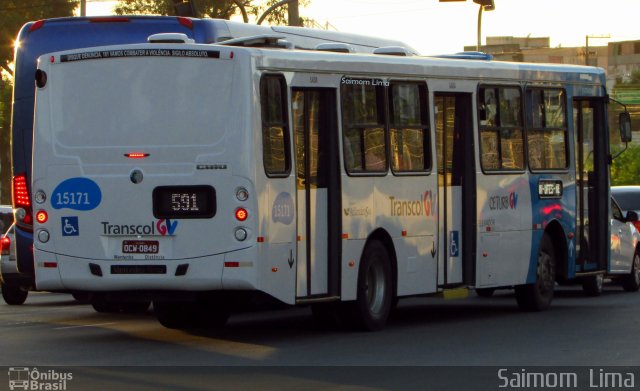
54 322 118 330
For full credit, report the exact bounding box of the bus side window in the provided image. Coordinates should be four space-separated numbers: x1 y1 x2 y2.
341 80 387 174
526 88 568 171
388 82 431 174
478 85 525 172
260 75 291 177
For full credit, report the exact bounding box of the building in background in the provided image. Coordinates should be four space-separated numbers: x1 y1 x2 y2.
467 36 640 135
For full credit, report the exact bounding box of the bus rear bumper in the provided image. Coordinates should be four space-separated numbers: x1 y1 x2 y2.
34 248 259 292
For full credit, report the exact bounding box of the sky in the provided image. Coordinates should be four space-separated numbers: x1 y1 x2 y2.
85 0 640 55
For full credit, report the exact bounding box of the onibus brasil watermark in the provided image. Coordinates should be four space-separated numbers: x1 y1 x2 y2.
498 368 636 389
8 367 73 391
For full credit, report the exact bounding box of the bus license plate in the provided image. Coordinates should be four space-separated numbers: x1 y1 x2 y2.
122 240 159 254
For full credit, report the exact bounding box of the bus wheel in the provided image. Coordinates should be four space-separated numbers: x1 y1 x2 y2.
475 288 495 297
622 251 640 292
582 274 604 296
515 233 555 311
1 282 28 305
154 301 196 329
348 240 393 331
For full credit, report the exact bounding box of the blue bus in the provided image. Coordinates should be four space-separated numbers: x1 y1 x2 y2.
7 15 415 304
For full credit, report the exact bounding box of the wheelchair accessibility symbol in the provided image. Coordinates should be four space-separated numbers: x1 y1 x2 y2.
62 216 79 236
449 231 459 257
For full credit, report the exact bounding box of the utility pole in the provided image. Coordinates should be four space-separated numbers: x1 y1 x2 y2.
585 34 610 66
80 0 86 16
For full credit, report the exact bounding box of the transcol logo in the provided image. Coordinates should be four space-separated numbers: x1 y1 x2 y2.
389 191 436 217
101 219 178 236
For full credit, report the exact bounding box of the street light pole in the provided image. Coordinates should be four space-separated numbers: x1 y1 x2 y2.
476 6 483 51
473 0 495 51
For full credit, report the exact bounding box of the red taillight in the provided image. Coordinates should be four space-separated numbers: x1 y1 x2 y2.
633 221 640 233
29 20 45 32
124 152 149 159
36 210 48 224
12 174 30 208
13 174 33 228
1 236 10 256
235 208 248 222
177 17 193 29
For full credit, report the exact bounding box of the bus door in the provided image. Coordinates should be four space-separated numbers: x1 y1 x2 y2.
292 88 341 298
573 97 609 273
434 93 476 286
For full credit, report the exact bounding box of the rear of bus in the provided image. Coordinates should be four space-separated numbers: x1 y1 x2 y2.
32 43 257 296
10 16 226 283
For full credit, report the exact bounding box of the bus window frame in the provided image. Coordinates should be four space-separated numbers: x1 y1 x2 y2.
477 84 527 174
260 73 292 178
340 77 389 177
387 80 432 177
525 86 570 173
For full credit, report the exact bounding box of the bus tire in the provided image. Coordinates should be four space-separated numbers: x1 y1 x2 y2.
347 240 393 331
1 281 28 305
515 233 555 311
622 251 640 292
154 301 197 329
581 274 604 296
475 288 495 297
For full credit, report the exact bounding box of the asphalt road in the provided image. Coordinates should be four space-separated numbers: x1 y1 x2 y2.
1 285 639 390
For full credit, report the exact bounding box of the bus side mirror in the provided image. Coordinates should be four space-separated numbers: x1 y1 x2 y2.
620 112 632 143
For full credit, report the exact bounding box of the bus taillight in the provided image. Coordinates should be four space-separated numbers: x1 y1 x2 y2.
177 17 193 29
12 174 33 229
235 208 248 222
35 210 48 224
1 236 10 256
28 20 45 32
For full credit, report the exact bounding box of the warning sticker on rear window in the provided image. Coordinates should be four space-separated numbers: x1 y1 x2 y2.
60 49 220 63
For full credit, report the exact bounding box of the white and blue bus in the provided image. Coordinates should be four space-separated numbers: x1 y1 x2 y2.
8 16 414 305
30 35 631 329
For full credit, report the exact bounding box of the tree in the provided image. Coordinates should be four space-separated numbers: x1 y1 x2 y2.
114 0 308 26
0 1 76 204
0 0 76 77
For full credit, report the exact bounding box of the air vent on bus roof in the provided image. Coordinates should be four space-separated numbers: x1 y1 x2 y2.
147 33 194 44
314 43 354 53
373 46 412 56
217 34 293 49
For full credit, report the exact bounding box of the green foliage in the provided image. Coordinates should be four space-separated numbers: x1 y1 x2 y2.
114 0 308 25
0 1 76 75
626 69 640 85
611 144 640 186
